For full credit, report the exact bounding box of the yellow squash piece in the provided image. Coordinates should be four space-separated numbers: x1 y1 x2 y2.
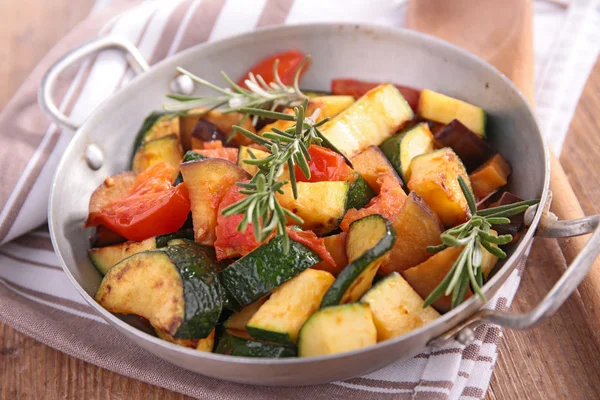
320 84 414 158
408 148 472 227
361 273 440 341
246 269 335 344
418 89 486 137
298 303 377 357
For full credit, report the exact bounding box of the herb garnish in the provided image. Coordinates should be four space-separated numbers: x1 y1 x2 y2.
423 176 538 309
221 101 333 252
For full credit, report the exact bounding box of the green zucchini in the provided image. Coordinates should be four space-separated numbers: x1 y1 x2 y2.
320 84 414 158
361 272 440 341
345 173 376 211
215 330 296 358
297 303 376 357
174 150 208 185
224 297 269 331
277 181 349 235
96 243 223 339
379 122 435 184
219 235 321 307
131 112 179 160
320 214 396 308
89 229 194 275
418 89 487 137
131 134 184 178
246 269 335 345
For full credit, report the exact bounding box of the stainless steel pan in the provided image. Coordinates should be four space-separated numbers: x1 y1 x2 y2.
41 24 600 386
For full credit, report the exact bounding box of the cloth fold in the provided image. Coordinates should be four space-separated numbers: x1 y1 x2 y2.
1 0 598 399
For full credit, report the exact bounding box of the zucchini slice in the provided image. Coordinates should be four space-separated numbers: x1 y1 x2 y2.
379 122 435 184
361 273 440 341
246 269 335 345
407 148 472 227
320 214 396 307
320 84 414 158
89 238 156 276
297 303 376 357
132 134 184 180
345 173 376 211
89 229 194 275
277 181 349 235
96 244 224 339
223 297 268 331
180 158 250 245
132 112 179 159
215 329 296 358
219 235 321 307
156 328 215 352
418 89 486 137
174 150 208 185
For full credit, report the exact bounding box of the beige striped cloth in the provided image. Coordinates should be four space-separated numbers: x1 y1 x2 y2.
0 0 598 398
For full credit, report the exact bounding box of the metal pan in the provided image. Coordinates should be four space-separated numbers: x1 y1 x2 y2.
41 24 600 386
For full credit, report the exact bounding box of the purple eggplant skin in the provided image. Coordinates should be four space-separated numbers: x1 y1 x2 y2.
191 119 232 145
490 192 525 235
434 119 495 172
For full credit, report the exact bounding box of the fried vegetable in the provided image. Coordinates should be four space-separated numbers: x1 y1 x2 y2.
179 159 250 245
361 273 440 340
320 84 414 158
298 303 377 357
469 154 512 199
408 148 472 227
96 244 224 339
246 269 335 345
132 134 184 180
379 192 443 274
418 89 486 137
320 215 396 307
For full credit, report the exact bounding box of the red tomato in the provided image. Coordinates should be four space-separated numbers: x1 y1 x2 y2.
214 184 266 260
88 163 191 241
331 78 420 112
197 147 239 163
237 50 309 89
94 184 190 241
287 229 336 267
295 146 354 183
340 174 407 232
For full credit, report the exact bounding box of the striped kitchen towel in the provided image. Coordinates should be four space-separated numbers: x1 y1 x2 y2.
0 0 598 399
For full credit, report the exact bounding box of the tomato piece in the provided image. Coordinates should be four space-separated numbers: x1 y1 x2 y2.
237 50 309 89
287 228 336 267
340 174 407 232
295 146 354 183
95 184 190 241
331 78 420 112
88 163 190 241
196 147 239 163
214 184 267 260
129 162 174 195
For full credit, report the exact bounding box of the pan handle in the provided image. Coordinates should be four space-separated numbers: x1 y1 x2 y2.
430 192 600 347
39 36 149 131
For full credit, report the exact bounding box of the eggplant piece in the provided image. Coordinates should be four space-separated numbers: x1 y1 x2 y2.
433 119 495 172
490 192 525 235
191 119 230 144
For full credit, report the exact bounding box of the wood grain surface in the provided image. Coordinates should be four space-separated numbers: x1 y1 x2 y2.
1 2 599 399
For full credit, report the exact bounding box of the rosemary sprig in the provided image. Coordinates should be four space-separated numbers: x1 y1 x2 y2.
162 56 311 125
423 176 539 309
220 99 330 253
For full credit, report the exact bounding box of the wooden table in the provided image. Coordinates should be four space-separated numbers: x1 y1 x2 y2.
1 2 599 399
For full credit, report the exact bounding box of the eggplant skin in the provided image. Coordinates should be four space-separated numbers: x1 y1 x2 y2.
96 243 224 340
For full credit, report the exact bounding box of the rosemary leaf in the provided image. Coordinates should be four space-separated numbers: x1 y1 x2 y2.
458 175 477 215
